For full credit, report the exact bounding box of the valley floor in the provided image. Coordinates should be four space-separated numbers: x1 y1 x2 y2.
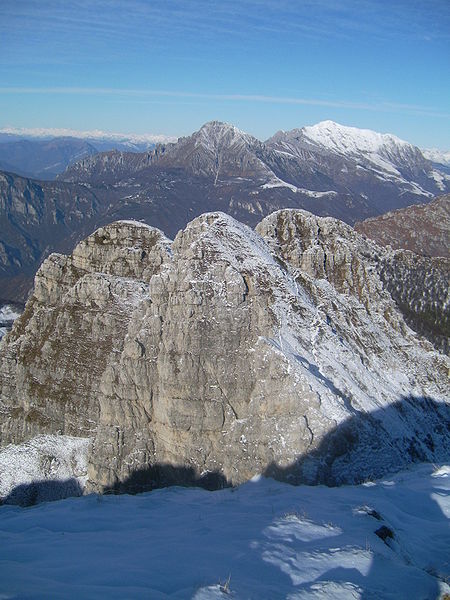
0 463 449 599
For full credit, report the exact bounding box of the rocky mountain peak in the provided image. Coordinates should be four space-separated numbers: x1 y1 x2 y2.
196 120 256 145
267 120 441 196
270 119 425 167
162 121 268 181
0 210 448 497
176 120 260 154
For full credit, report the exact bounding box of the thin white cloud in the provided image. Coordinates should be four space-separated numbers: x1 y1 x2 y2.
2 0 448 44
0 87 448 118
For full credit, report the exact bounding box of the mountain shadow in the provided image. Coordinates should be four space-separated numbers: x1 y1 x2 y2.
104 462 230 495
1 396 447 598
2 396 448 506
263 395 450 487
2 477 83 507
102 395 449 496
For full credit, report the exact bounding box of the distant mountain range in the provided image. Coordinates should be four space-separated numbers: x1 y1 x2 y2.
0 120 449 303
60 120 449 222
0 138 99 180
0 128 177 179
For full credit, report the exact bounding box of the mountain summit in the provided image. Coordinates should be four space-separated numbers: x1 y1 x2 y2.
295 120 416 155
61 119 448 212
267 120 441 194
156 120 270 181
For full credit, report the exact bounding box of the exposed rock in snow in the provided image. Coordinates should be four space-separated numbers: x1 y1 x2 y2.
0 212 448 495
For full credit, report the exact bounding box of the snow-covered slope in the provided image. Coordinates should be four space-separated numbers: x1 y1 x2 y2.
302 120 417 159
0 463 448 599
422 148 450 168
267 120 448 200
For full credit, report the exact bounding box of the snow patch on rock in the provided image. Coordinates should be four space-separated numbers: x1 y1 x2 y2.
0 435 91 505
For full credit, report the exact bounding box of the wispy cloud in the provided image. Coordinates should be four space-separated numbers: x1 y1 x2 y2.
1 0 448 64
0 86 448 118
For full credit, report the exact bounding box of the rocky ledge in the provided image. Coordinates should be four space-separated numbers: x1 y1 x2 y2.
0 210 448 500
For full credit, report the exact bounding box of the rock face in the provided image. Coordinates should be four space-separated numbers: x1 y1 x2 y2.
0 211 448 496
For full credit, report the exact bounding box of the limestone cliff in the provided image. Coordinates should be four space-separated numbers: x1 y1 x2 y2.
0 211 448 497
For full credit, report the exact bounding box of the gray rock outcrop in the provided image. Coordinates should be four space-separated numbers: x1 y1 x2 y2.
0 211 448 497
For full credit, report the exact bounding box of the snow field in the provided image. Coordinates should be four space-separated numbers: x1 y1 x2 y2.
0 463 448 599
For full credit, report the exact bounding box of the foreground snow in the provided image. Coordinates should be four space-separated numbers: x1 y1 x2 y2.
0 464 448 599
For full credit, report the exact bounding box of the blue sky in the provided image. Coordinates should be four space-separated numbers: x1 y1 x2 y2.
0 0 449 148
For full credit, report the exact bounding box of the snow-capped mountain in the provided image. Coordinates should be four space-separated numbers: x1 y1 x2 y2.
282 120 422 162
266 120 448 199
1 120 449 304
422 148 450 168
62 120 449 209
